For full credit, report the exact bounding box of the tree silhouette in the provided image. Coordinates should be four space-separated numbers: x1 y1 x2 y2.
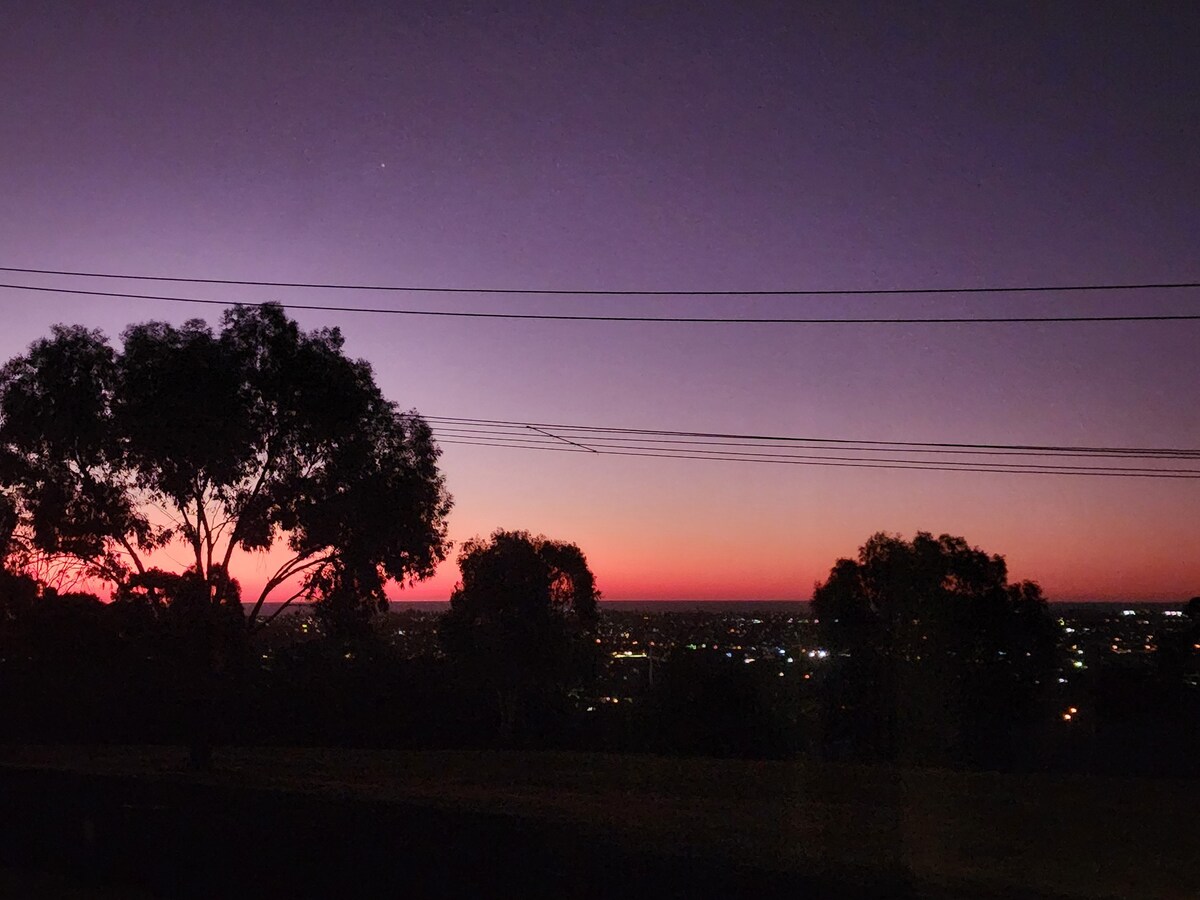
0 303 452 765
0 303 451 624
438 530 599 742
812 531 1056 766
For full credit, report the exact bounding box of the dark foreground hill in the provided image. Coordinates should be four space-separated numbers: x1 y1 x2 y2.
0 746 1195 898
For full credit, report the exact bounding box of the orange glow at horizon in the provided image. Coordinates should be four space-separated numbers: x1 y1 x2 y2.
49 443 1200 606
65 509 1198 605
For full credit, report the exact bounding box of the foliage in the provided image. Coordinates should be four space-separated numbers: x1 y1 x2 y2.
812 531 1057 765
0 303 452 629
439 529 599 739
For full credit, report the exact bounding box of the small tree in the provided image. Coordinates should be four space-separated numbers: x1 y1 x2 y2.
812 531 1056 766
439 530 599 742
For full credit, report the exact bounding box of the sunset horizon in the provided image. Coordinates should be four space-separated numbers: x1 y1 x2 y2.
2 4 1198 895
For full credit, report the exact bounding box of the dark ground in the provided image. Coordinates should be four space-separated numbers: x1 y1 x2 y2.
0 746 1195 898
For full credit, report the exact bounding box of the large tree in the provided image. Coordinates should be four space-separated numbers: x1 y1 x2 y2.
438 529 599 741
0 303 452 629
812 531 1056 766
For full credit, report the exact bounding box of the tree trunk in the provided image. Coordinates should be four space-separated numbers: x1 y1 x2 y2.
186 604 219 772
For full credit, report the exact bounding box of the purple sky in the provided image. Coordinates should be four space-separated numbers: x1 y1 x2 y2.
1 1 1198 600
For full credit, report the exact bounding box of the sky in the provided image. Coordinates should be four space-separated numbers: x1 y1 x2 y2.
1 1 1198 602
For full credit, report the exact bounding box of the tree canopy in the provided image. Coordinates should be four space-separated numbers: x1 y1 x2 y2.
813 532 1053 667
439 529 599 739
0 303 452 629
812 531 1057 763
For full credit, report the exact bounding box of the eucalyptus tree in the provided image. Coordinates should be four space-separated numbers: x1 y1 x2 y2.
0 302 452 629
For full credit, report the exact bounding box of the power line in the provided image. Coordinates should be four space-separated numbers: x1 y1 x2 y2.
421 416 1200 457
425 418 1200 478
526 425 598 453
432 438 1200 478
4 265 1199 296
427 426 1200 460
431 431 1200 473
3 282 1199 325
420 416 1200 479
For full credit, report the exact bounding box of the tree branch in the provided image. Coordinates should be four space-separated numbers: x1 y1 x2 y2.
150 501 185 529
116 535 147 576
245 551 333 627
194 487 214 577
218 440 276 576
195 499 205 569
177 502 195 545
255 585 312 631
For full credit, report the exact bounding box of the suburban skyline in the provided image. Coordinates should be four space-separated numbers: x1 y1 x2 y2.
1 3 1197 602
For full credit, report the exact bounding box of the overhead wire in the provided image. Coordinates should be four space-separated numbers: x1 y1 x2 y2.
421 416 1200 458
424 419 1200 479
5 265 1196 476
432 437 1200 478
1 281 1199 324
3 264 1199 295
426 426 1200 460
434 437 1200 473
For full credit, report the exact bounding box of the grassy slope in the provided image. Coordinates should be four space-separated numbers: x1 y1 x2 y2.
0 745 1196 899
